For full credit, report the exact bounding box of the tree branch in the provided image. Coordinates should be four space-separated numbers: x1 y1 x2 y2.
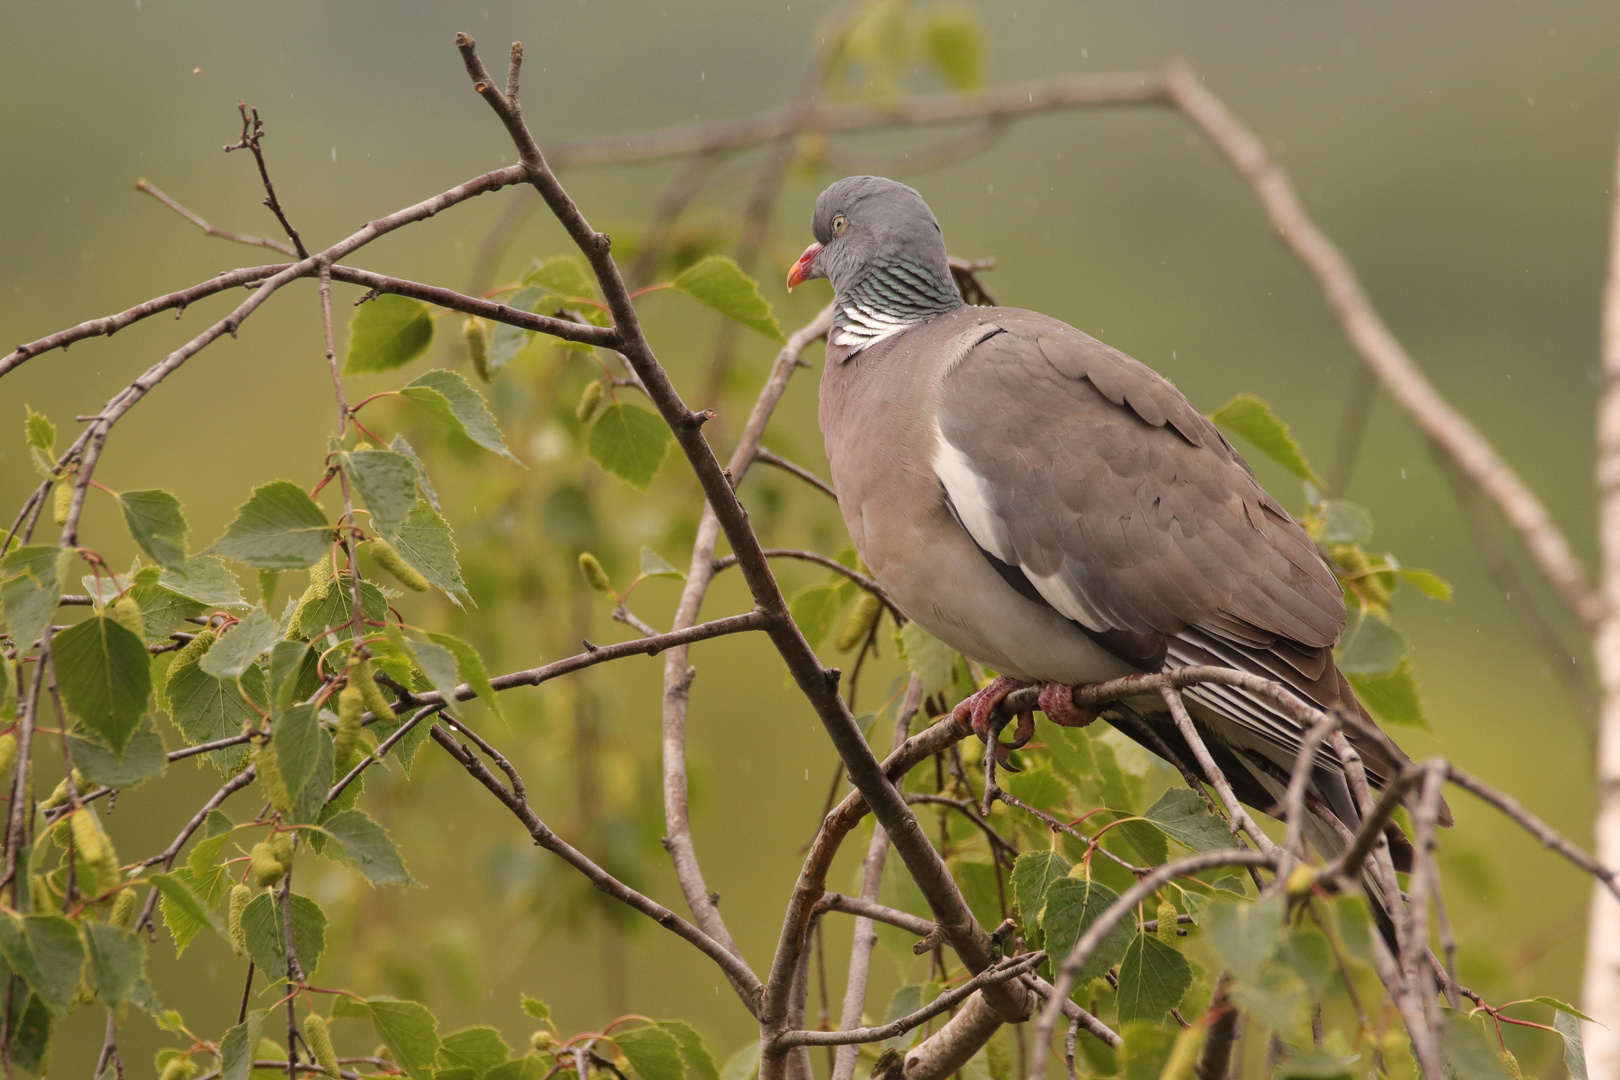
1161 62 1599 632
428 721 764 1012
773 954 1044 1049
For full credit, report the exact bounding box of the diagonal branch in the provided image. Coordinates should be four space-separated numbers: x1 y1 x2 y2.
1161 62 1599 632
429 721 764 1012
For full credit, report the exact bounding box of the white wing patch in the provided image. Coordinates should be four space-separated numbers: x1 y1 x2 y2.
933 423 1017 564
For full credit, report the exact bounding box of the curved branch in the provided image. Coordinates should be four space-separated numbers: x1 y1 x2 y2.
772 954 1044 1049
711 548 901 620
1031 849 1276 1079
541 73 1168 169
1161 62 1599 631
430 721 764 1013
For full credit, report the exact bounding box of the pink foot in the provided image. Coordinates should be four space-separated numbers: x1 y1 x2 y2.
1037 682 1098 728
952 676 1036 772
951 675 1031 741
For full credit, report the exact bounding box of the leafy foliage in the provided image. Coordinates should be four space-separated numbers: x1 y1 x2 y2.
346 294 436 374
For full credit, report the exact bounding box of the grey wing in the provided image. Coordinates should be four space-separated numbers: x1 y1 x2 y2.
933 312 1392 778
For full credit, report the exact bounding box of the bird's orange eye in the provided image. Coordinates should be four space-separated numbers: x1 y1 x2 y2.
832 214 848 236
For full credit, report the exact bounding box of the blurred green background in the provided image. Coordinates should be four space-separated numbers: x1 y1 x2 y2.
3 0 1618 1073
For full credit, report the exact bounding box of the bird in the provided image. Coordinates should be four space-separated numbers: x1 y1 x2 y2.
787 174 1445 879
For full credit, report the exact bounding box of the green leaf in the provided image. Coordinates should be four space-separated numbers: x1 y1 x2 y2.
54 615 150 753
209 481 333 571
1204 896 1284 982
672 256 785 343
200 606 280 679
24 407 55 456
128 580 206 643
1396 567 1452 601
152 871 226 946
1041 876 1133 987
486 1060 548 1080
68 719 166 787
401 370 518 462
1532 996 1595 1023
407 637 461 704
898 622 960 698
346 294 435 374
272 703 332 823
640 546 685 580
1281 928 1334 999
160 555 247 606
1275 1047 1357 1079
1315 501 1373 546
84 921 145 1007
1555 1008 1589 1080
0 545 71 652
390 435 442 513
164 656 266 765
426 632 501 719
1011 850 1072 936
366 997 442 1080
1116 934 1192 1024
221 1012 267 1080
718 1043 759 1080
1004 763 1070 812
1142 789 1240 853
661 1020 720 1080
269 639 322 712
0 914 83 1015
1335 610 1406 675
241 891 327 981
789 584 845 649
1209 394 1323 486
617 1025 686 1080
1346 659 1427 730
344 449 424 536
520 994 550 1021
487 286 544 372
185 816 236 903
588 403 672 491
880 983 940 1049
384 499 472 607
317 809 417 886
1119 1021 1175 1080
523 255 596 303
1440 1015 1511 1080
119 488 189 570
291 573 390 640
4 991 49 1074
438 1026 512 1078
922 9 985 91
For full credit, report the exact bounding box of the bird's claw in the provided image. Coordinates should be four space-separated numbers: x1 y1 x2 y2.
951 675 1030 740
952 676 1035 771
1038 682 1098 728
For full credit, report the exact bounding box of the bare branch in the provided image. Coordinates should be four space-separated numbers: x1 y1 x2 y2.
831 674 922 1080
136 178 297 255
774 954 1044 1049
1162 62 1599 631
1446 762 1620 901
711 548 901 620
817 893 932 938
540 73 1168 169
1 263 290 379
429 721 764 1012
755 448 839 501
658 310 831 959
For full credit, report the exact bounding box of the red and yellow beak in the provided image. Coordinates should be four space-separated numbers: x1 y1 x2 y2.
786 242 824 292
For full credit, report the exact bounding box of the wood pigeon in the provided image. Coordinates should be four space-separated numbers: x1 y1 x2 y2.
789 175 1444 870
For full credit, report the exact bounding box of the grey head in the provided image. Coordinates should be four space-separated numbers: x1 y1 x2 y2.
788 176 963 351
